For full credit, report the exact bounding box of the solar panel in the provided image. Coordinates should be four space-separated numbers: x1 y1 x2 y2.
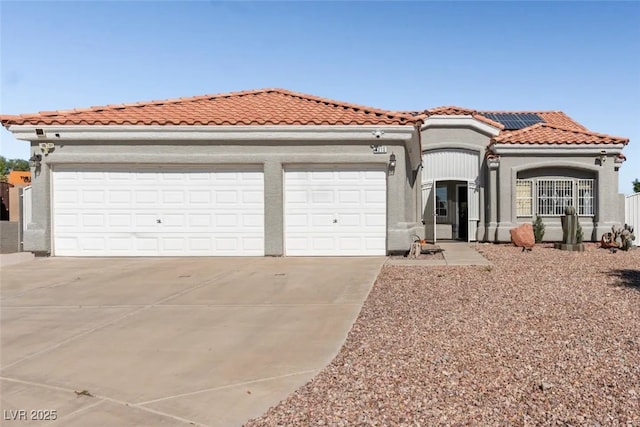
482 112 544 130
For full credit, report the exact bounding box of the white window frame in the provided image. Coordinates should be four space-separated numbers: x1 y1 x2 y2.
516 178 595 217
436 185 448 219
516 179 533 217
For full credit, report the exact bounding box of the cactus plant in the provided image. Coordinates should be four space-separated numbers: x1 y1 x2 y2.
601 224 635 251
620 224 635 251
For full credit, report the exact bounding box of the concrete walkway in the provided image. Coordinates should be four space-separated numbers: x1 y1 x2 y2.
386 242 490 266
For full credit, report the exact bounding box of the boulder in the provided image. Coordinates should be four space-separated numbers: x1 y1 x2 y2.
510 224 535 248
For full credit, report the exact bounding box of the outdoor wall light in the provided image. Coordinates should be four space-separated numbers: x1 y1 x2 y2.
389 152 397 169
29 153 42 168
598 150 607 166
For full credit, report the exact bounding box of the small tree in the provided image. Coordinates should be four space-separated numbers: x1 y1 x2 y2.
0 156 30 181
633 179 640 193
532 215 545 243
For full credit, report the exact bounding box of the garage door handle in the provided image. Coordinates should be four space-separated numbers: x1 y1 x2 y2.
156 219 162 224
333 219 338 223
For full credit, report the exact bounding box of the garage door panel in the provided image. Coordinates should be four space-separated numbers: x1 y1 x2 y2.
188 214 211 227
81 214 106 227
242 190 263 203
53 167 264 256
109 214 132 228
365 189 386 203
242 214 263 227
162 191 185 204
108 237 133 251
82 191 105 203
108 190 132 204
312 237 335 251
188 191 211 204
216 214 238 227
135 191 159 204
216 191 238 204
338 190 360 203
285 168 386 256
365 214 386 227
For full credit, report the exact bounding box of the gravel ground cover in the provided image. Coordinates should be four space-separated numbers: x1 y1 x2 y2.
247 243 640 426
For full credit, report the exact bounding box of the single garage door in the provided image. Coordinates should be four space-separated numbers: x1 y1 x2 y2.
284 167 386 256
52 166 264 256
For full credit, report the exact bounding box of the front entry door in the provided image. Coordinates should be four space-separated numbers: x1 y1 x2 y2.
457 184 468 241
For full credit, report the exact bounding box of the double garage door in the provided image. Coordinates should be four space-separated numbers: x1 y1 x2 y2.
52 166 386 256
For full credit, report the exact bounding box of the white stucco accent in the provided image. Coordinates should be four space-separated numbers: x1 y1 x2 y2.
421 116 501 137
421 149 480 182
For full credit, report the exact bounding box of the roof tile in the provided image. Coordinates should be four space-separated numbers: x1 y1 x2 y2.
492 123 628 145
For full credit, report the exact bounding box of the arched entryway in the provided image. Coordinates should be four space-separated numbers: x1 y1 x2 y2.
422 149 480 242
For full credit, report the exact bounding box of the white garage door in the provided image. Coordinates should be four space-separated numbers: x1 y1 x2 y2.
285 167 386 256
52 166 264 256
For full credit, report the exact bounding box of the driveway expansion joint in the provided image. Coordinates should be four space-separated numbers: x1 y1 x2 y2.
136 368 320 406
1 376 206 427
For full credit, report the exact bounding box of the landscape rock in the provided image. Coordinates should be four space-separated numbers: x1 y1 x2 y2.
510 223 535 248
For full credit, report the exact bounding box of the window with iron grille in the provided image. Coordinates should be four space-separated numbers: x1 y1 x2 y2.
515 178 595 217
538 179 573 216
577 179 595 216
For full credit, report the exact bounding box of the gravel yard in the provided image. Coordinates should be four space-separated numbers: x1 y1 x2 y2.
247 243 640 426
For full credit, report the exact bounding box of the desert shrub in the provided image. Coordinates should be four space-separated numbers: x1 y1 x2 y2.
576 219 584 243
532 215 545 243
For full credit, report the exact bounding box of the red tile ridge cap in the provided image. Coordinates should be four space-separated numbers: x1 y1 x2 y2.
418 106 504 129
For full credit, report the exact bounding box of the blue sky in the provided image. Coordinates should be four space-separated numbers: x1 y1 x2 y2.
1 1 639 193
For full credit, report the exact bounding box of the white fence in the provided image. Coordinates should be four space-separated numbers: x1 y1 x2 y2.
21 185 32 225
625 193 639 246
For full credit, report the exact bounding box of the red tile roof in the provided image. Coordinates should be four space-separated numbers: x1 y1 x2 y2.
422 107 589 131
491 123 629 145
0 88 417 127
418 106 626 145
1 91 627 146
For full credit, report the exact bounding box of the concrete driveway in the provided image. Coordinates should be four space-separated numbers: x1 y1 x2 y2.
0 256 385 426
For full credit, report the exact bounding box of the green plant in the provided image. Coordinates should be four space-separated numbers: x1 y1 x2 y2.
576 219 583 243
532 215 545 243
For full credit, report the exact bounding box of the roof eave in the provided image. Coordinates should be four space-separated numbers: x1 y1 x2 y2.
5 124 417 142
491 143 626 155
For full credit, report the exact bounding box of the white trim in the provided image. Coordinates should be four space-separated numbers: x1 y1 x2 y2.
6 124 415 142
492 144 625 155
421 116 501 136
455 183 465 240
